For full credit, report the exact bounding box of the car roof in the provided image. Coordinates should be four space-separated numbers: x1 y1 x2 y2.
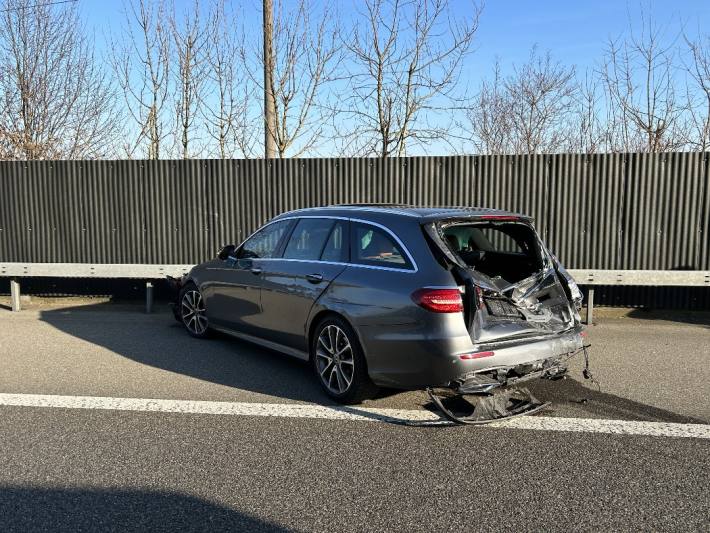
276 204 532 223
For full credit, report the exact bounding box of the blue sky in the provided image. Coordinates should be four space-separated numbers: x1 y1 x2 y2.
78 0 710 156
84 0 710 73
464 0 709 73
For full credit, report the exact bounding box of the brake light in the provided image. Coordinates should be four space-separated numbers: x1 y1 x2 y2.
480 215 519 221
411 288 464 313
459 351 495 360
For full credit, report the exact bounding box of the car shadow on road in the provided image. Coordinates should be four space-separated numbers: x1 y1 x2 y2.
36 303 706 425
37 302 401 406
0 486 286 533
621 308 710 328
526 376 708 424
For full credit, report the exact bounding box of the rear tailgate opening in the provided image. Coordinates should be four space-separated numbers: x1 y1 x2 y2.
424 216 581 345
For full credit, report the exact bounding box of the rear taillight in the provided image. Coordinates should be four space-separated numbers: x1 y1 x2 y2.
411 288 464 313
459 351 495 360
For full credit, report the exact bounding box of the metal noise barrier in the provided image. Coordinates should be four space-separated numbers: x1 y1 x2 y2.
0 153 708 308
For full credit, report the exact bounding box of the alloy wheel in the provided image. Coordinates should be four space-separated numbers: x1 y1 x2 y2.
181 290 208 335
316 324 355 395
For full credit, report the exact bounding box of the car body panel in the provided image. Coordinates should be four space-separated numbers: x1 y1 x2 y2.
198 258 266 334
258 258 348 351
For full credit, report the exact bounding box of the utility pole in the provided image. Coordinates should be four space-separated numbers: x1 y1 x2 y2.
263 0 276 158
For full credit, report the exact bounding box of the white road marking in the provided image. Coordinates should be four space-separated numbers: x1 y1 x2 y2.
0 392 708 439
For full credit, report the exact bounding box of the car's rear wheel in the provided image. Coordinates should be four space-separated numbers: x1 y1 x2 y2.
312 317 377 404
179 283 210 338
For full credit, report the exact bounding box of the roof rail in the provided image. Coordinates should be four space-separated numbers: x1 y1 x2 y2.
330 203 414 208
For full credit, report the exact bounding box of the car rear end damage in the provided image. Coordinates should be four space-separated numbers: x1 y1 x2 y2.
420 213 593 424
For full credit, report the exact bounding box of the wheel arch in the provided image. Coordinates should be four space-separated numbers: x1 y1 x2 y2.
307 309 366 365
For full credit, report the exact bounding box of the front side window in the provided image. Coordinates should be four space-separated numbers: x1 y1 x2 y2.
238 220 292 259
283 218 335 260
351 222 412 269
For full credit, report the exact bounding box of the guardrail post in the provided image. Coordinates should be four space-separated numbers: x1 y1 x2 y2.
10 278 21 312
585 288 594 325
145 281 154 314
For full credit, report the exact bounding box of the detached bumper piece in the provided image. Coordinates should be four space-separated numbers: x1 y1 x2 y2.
426 386 550 425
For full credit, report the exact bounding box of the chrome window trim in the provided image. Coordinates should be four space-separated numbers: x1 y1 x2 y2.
235 215 418 273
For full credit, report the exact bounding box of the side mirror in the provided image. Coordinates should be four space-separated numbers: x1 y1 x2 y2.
217 244 237 260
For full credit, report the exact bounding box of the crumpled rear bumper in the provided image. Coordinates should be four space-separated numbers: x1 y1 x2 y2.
469 325 584 368
447 326 587 392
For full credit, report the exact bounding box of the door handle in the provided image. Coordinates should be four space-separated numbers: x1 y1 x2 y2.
306 273 324 283
250 267 262 275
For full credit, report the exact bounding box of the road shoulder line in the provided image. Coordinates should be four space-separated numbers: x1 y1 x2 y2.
0 392 708 439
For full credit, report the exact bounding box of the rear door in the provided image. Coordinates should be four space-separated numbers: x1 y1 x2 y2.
257 218 349 352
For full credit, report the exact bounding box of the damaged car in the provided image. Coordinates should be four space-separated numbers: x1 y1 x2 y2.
171 205 589 424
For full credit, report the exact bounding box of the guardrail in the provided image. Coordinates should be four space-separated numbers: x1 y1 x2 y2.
2 263 709 322
567 269 710 323
1 263 193 313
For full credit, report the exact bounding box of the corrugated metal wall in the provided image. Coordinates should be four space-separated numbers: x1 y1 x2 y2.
1 153 708 307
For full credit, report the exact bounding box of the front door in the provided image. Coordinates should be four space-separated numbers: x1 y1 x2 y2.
203 219 294 334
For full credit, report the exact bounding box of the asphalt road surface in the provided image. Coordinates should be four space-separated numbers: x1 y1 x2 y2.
0 302 709 532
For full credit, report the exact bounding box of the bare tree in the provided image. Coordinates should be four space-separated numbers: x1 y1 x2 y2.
466 48 575 155
570 70 607 153
466 61 512 154
684 33 710 151
202 0 257 158
0 0 119 159
112 0 172 159
504 49 577 154
169 0 209 159
246 0 341 158
599 15 688 152
341 0 480 157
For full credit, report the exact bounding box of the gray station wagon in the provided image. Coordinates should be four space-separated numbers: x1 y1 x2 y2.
173 204 587 411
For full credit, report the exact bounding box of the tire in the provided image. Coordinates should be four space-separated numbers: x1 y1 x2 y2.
178 282 211 339
311 316 377 404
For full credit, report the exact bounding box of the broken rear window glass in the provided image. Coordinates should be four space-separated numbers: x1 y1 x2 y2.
441 222 544 283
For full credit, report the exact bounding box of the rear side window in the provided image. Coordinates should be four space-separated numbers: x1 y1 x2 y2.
283 218 335 260
350 222 413 270
238 220 292 259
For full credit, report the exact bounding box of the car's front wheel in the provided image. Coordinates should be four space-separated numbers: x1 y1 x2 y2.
312 317 377 404
179 283 210 338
